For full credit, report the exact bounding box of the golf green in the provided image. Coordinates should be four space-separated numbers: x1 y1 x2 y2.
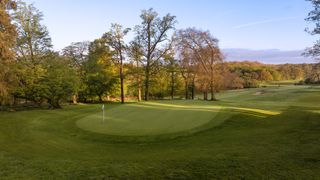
76 101 280 136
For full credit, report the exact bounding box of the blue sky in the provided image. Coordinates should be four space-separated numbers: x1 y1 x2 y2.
24 0 314 53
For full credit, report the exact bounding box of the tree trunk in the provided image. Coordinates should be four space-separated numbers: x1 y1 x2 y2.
203 86 208 100
72 95 77 104
185 81 189 100
119 51 125 104
136 60 142 102
98 95 102 103
210 81 217 101
145 22 151 101
145 63 150 101
138 80 142 102
171 71 174 100
316 73 320 81
120 65 124 104
191 78 195 100
191 85 195 100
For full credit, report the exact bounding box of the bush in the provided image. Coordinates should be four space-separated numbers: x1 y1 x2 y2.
295 80 305 85
244 79 260 88
304 78 320 85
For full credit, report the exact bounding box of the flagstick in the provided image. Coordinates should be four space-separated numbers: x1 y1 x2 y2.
102 104 105 124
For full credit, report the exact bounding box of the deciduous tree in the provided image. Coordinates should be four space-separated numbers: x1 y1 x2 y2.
0 0 17 105
134 8 176 100
82 39 118 102
102 24 130 104
62 41 90 103
305 0 320 60
176 28 223 100
13 1 52 63
128 41 143 101
41 55 80 109
12 1 52 104
164 49 179 100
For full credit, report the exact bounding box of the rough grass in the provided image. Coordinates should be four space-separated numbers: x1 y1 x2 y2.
0 85 319 179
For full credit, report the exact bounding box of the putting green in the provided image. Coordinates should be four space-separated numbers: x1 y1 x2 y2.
76 101 280 136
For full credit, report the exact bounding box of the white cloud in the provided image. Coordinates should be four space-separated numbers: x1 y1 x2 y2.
232 16 302 29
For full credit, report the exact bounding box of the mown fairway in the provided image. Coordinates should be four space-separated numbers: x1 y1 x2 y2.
0 85 320 179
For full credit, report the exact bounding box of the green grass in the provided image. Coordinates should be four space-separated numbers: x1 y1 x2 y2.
76 101 279 136
0 85 320 179
76 102 221 136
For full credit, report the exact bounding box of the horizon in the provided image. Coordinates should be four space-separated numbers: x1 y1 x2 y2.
223 48 315 64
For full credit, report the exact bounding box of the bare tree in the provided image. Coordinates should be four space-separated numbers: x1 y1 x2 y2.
163 48 179 100
175 28 223 100
134 8 176 101
305 0 320 60
176 47 196 100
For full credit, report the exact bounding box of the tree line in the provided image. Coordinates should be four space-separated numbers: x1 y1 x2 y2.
0 0 319 109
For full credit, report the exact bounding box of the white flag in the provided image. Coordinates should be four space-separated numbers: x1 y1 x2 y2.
102 104 104 110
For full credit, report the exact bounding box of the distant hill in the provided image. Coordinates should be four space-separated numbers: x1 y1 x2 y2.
222 49 315 64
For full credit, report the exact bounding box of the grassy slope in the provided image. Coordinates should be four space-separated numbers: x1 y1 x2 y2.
0 85 319 179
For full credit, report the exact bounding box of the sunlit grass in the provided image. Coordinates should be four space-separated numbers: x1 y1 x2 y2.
228 107 281 115
310 110 320 114
139 101 280 115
